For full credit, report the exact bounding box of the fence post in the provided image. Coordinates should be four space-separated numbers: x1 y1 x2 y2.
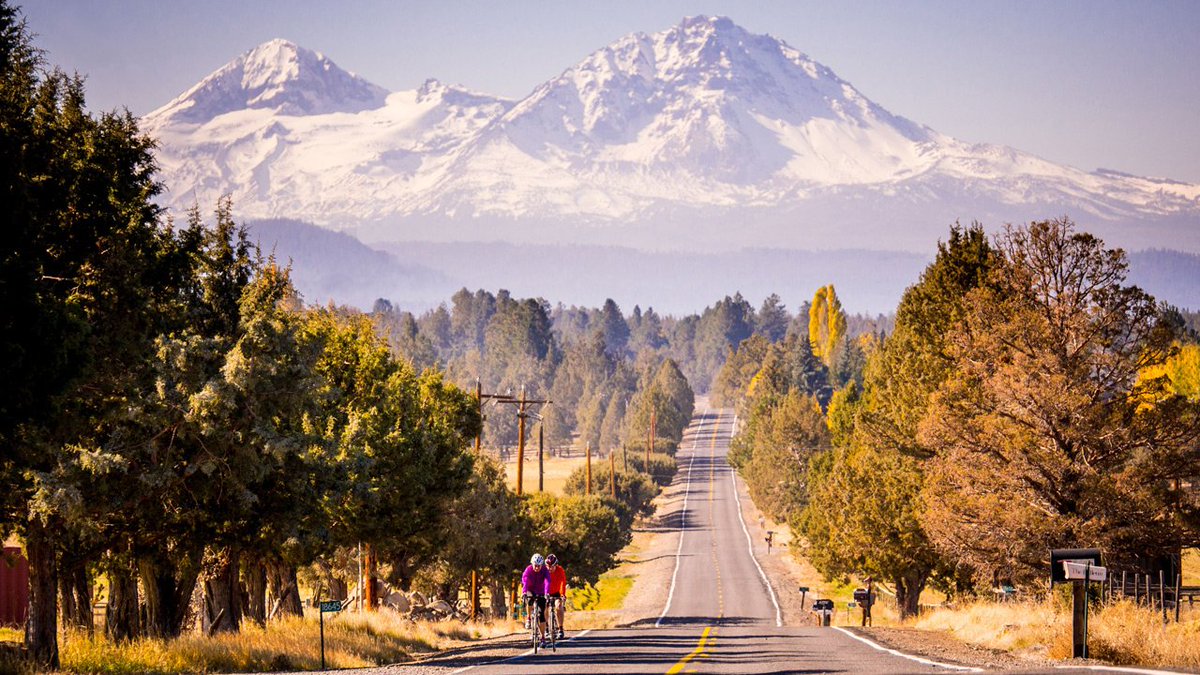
1176 573 1182 623
1160 570 1167 623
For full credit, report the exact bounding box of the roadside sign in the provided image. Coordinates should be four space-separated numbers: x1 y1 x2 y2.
1062 561 1107 582
318 599 342 669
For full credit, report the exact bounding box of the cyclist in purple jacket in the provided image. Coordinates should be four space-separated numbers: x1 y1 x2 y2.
521 553 552 644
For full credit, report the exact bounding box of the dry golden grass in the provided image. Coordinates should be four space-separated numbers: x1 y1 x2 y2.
59 610 517 674
912 597 1200 668
911 598 1065 658
1078 600 1200 668
502 453 589 496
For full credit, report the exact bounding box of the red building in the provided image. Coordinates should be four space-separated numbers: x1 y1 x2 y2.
0 546 28 626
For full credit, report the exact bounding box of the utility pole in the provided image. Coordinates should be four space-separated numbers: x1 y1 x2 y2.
517 387 526 494
609 449 619 497
490 385 548 497
475 380 482 453
647 408 656 470
471 379 517 622
538 423 544 492
610 450 617 499
586 444 592 494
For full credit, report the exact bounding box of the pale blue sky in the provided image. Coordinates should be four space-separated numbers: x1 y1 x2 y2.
19 0 1200 182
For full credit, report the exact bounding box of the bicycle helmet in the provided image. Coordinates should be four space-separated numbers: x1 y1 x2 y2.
546 554 558 566
531 553 545 566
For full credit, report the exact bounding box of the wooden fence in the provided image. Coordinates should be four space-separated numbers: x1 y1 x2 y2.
1100 569 1200 622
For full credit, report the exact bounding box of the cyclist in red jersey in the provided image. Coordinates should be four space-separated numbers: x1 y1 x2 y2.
546 554 567 639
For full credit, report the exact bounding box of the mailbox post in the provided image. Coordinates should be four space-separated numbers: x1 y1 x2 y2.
319 599 343 669
813 599 834 627
1050 548 1105 659
853 578 874 626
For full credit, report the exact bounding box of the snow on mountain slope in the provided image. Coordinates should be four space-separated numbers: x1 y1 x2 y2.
144 18 1200 251
147 39 389 123
145 61 512 223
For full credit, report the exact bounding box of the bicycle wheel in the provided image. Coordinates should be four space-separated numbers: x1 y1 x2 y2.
548 600 557 651
528 601 539 653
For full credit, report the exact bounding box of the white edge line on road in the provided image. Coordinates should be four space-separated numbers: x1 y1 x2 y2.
448 628 593 674
1054 666 1196 674
730 468 782 627
833 627 983 672
656 409 706 628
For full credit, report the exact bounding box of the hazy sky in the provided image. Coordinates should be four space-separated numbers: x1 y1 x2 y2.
20 0 1200 183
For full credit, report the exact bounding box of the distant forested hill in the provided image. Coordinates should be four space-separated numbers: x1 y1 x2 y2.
248 219 457 309
1128 249 1200 311
244 220 1200 317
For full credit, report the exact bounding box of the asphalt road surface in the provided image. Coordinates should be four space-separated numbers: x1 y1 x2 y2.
452 409 971 675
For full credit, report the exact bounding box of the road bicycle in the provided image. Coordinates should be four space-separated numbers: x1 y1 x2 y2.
545 596 560 651
523 595 552 653
547 594 565 648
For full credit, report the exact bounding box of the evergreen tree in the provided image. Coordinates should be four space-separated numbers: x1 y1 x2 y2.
755 293 791 343
598 298 631 358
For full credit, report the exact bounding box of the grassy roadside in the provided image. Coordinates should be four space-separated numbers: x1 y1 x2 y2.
48 612 516 674
911 598 1200 669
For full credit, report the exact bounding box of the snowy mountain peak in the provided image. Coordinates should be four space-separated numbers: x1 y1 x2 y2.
144 18 1200 255
145 38 388 126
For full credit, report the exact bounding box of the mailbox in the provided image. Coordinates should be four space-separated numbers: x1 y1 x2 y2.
1050 548 1102 586
812 598 834 627
852 588 871 606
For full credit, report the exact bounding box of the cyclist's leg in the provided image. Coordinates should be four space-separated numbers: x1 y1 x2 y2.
534 595 546 641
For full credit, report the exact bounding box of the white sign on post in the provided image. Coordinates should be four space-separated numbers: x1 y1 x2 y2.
1062 561 1108 582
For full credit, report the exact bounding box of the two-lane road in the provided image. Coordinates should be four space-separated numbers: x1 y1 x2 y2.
455 410 961 674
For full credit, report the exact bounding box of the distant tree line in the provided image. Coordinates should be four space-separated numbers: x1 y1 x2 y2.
725 221 1200 618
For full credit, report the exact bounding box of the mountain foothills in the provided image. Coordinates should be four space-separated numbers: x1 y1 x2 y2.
144 16 1200 253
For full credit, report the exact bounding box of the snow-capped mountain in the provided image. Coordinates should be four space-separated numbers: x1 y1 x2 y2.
144 17 1200 253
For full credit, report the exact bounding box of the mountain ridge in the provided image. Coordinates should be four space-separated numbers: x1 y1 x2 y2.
144 16 1200 254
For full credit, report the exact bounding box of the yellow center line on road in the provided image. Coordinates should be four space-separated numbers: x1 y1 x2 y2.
666 626 715 675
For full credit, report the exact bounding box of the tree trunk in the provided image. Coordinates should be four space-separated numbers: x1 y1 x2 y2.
266 561 303 619
488 578 508 620
59 558 93 634
328 575 347 601
139 554 201 638
105 556 140 642
242 557 267 627
364 542 378 611
202 547 242 634
894 569 928 620
25 517 59 669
